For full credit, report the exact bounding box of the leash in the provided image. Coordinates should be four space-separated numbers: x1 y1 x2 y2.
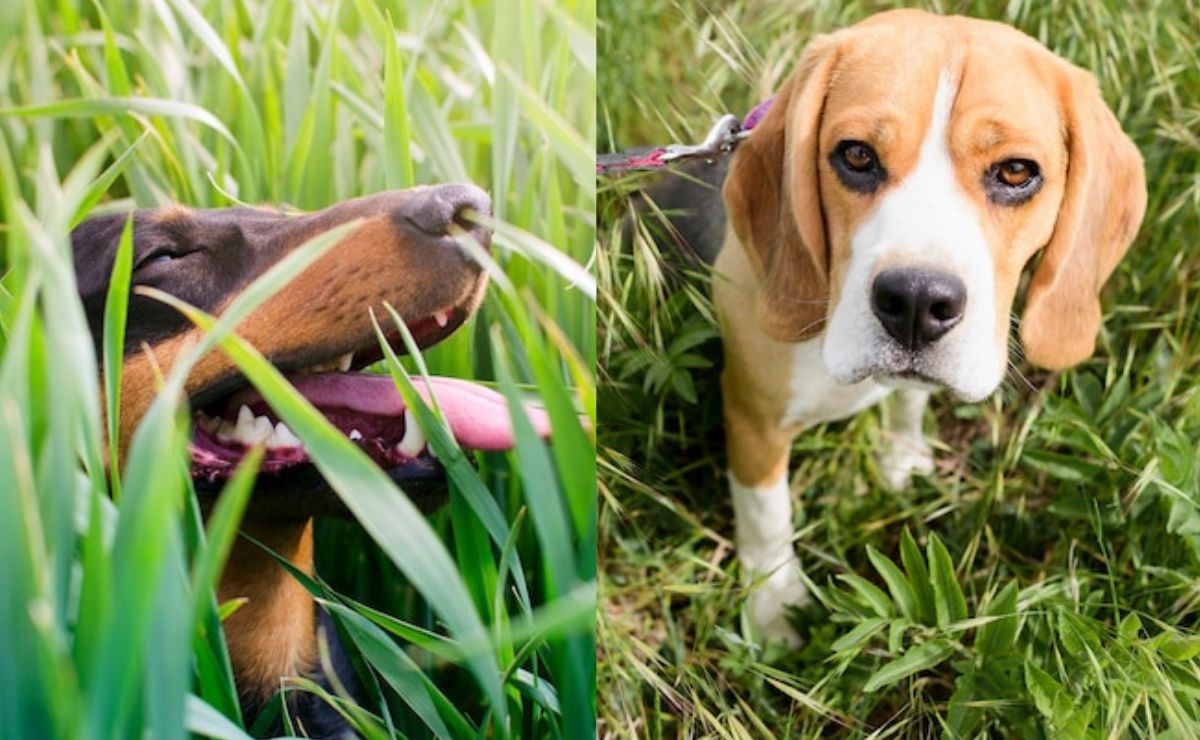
597 97 775 176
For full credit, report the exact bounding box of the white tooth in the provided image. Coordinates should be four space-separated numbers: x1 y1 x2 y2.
397 409 426 457
271 421 302 448
250 415 274 445
338 353 353 372
433 310 449 328
233 405 256 443
348 429 363 442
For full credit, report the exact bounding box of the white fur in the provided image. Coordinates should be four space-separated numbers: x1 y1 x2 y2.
729 473 807 645
878 388 934 490
782 339 892 430
822 70 1004 402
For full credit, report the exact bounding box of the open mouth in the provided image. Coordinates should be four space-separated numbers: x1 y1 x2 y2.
186 304 550 486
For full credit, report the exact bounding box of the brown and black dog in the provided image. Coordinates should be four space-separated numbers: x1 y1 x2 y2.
72 184 539 734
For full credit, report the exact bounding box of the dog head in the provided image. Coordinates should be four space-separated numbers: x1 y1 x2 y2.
73 185 495 498
724 9 1145 400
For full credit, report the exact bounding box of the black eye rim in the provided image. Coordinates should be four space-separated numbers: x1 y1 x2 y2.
830 139 887 194
986 158 1043 205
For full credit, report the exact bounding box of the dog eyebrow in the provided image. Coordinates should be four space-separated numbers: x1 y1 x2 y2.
958 117 1047 160
154 204 195 224
825 111 903 150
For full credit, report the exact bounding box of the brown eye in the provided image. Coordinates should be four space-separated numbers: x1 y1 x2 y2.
985 158 1042 205
831 140 886 193
998 160 1032 186
842 143 876 172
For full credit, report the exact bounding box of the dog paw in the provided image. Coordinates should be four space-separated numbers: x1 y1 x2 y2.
877 437 934 491
745 559 808 647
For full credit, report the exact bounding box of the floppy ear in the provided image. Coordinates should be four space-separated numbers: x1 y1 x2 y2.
1019 66 1146 369
723 35 839 342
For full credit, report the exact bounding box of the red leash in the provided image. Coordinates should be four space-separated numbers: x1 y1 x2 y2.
597 98 775 176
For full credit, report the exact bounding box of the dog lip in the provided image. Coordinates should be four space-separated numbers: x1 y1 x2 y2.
846 356 946 390
880 370 943 387
185 303 472 413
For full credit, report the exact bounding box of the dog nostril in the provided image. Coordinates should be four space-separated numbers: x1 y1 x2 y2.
874 291 903 317
450 204 485 234
871 268 966 350
929 300 955 321
399 183 492 239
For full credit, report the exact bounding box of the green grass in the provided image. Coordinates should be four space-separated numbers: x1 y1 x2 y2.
598 0 1200 737
0 0 595 737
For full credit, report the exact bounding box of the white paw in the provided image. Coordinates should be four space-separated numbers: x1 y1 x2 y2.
745 557 808 647
877 436 934 491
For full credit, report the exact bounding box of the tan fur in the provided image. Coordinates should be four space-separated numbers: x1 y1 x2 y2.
218 518 317 702
714 241 800 486
723 34 840 343
718 9 1144 439
1018 65 1147 367
155 204 195 223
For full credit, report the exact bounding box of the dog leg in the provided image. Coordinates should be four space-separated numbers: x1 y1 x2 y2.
877 388 934 491
724 387 806 646
729 472 808 646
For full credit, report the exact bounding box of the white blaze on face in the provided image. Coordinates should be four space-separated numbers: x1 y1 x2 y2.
822 70 1004 402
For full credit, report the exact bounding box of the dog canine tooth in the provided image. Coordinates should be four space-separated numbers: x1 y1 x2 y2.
337 353 353 372
396 409 426 457
348 429 363 441
433 309 449 328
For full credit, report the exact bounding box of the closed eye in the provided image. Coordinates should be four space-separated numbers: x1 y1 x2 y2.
830 140 887 194
133 250 175 271
133 247 201 272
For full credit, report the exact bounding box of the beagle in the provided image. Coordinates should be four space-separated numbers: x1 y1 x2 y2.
642 9 1146 643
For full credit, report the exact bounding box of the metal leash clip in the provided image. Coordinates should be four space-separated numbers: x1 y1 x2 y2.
597 110 760 176
659 114 747 164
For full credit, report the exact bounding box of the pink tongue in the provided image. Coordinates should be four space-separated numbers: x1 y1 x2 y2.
281 373 551 451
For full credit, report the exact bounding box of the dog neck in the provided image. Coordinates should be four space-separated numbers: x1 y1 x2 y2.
218 516 317 708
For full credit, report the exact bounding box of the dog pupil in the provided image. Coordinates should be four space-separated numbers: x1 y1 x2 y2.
1002 162 1028 185
848 146 871 170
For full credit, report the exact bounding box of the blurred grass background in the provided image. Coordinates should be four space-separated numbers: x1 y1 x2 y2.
598 0 1200 737
0 0 595 737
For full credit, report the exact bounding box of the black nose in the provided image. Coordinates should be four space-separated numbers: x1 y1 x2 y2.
871 268 966 350
396 183 492 248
